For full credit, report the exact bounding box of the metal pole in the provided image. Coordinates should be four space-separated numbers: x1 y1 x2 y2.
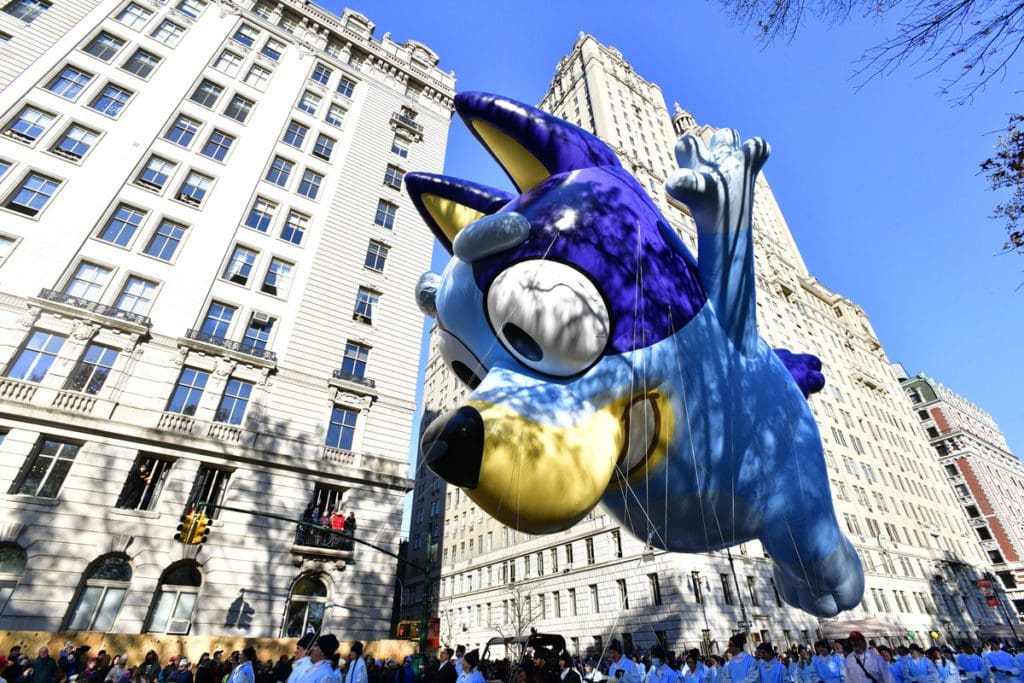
726 549 751 639
419 524 434 655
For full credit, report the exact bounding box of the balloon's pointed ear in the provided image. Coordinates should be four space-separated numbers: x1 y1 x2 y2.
405 172 514 254
455 91 621 193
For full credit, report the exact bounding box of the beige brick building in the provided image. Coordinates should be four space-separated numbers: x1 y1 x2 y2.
0 0 452 638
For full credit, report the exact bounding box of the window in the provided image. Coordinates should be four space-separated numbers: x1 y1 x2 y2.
66 555 131 630
326 405 357 450
353 287 378 323
232 24 258 47
200 301 235 338
47 66 93 100
261 258 292 296
585 585 595 614
122 49 159 78
341 341 369 379
90 83 132 117
215 378 252 424
280 210 307 244
3 0 51 22
617 579 629 609
720 573 734 605
311 63 331 85
144 219 187 262
374 200 397 229
187 466 229 517
98 204 146 247
175 0 205 19
383 164 403 190
10 437 78 497
115 454 173 507
282 576 327 637
242 313 273 350
746 576 760 606
989 549 1005 564
0 31 9 45
190 79 222 108
115 276 157 314
115 2 151 29
145 563 201 633
151 20 184 46
64 262 111 300
243 63 271 89
177 171 211 207
260 37 284 61
6 330 65 382
83 32 125 62
52 124 99 161
336 76 355 97
265 156 293 187
245 197 277 233
5 106 54 143
282 120 307 149
391 136 409 158
585 537 595 564
223 95 253 123
223 244 257 285
167 367 208 416
297 91 320 115
0 545 27 614
691 570 704 603
166 115 200 148
212 50 242 76
325 104 345 127
648 573 662 606
312 134 334 161
136 156 175 191
200 130 233 162
297 169 322 199
769 577 783 606
6 173 60 216
66 343 118 394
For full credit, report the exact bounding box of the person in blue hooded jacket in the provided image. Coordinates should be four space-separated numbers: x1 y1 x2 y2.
900 647 936 683
812 643 843 683
929 649 958 683
955 646 985 683
722 636 758 683
878 649 902 683
983 641 1014 683
757 645 785 683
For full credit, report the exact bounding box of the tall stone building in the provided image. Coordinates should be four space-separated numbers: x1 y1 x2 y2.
901 373 1024 619
403 33 1017 655
0 0 453 638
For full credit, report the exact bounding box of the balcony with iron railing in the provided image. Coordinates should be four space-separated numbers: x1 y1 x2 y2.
37 288 152 328
293 524 354 553
331 368 375 388
390 111 423 139
184 328 277 363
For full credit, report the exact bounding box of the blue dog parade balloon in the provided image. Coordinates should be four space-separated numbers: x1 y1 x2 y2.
407 92 864 617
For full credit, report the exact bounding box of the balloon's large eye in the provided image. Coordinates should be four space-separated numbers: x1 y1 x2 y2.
437 328 486 390
486 260 610 377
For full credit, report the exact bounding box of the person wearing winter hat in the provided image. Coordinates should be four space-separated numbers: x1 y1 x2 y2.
228 649 257 683
296 636 338 683
342 644 366 683
457 652 481 683
288 635 318 683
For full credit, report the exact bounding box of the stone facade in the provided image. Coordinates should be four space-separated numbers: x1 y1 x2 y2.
403 33 1018 656
0 0 452 638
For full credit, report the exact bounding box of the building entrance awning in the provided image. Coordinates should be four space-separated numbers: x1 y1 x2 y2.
820 618 907 639
977 624 1020 639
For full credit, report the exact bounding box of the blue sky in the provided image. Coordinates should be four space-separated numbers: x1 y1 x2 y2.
330 1 1024 458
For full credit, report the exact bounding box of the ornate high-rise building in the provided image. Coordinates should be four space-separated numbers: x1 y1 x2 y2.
404 33 1017 655
0 0 453 638
901 373 1024 619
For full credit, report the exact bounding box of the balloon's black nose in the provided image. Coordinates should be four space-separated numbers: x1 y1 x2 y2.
421 406 484 488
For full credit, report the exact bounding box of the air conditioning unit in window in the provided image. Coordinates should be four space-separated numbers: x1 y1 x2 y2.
252 312 271 326
166 619 192 635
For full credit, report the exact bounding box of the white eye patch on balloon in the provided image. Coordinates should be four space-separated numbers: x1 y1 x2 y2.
486 260 610 377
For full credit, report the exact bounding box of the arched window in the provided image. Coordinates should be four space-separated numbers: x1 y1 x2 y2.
65 555 131 631
146 562 201 633
0 544 27 615
282 575 327 637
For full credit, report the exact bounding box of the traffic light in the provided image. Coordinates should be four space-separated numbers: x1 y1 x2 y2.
174 511 197 544
192 512 211 546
